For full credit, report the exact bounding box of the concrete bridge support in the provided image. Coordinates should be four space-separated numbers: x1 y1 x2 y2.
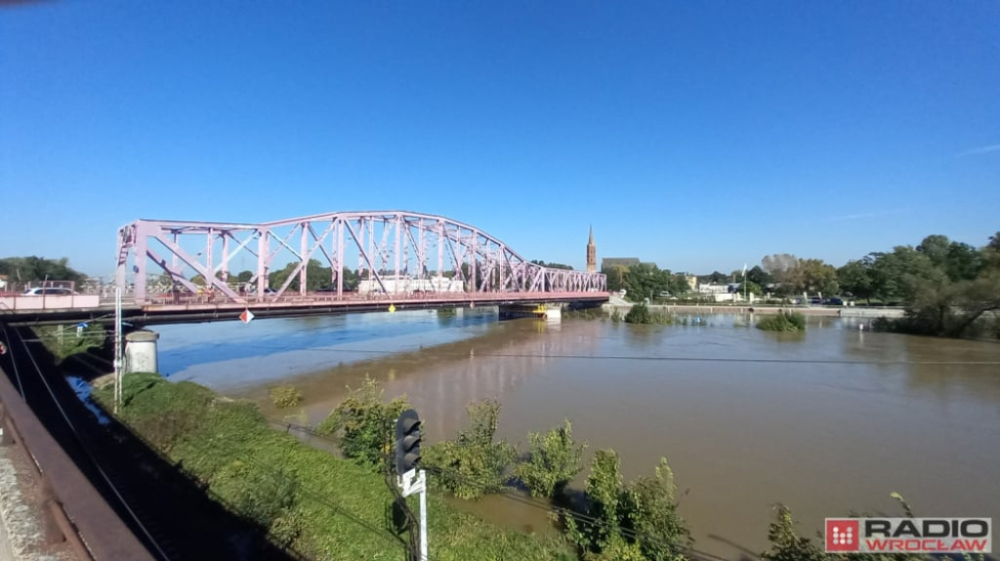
124 330 159 374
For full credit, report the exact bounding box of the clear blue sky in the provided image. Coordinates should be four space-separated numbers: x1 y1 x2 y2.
2 1 998 277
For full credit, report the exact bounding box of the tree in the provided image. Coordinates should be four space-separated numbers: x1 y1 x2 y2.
0 256 87 285
623 263 673 301
760 254 799 286
944 241 983 281
916 234 952 269
746 265 772 289
269 259 336 291
868 246 942 304
603 265 628 292
787 259 838 296
736 281 762 295
837 258 874 303
530 259 574 270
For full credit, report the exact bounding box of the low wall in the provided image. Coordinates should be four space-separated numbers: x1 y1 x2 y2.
601 303 906 318
0 295 101 311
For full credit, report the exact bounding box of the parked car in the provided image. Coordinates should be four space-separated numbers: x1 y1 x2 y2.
23 287 75 296
826 297 845 306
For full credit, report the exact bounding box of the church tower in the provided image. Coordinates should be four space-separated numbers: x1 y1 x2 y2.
586 226 597 273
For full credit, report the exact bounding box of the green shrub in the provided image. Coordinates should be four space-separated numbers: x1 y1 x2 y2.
315 376 409 468
423 399 517 499
624 303 673 325
269 385 302 408
566 450 688 561
514 419 586 498
757 311 806 332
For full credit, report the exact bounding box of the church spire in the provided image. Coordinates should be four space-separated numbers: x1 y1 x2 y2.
586 225 597 273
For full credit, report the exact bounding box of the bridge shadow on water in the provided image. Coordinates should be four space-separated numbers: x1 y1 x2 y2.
0 324 312 561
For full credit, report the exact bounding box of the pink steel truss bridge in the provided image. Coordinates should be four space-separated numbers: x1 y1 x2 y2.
115 211 607 309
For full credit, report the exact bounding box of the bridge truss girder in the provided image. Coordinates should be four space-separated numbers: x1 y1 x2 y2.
116 211 607 304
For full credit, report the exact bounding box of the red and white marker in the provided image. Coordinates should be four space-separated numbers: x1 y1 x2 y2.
240 309 255 324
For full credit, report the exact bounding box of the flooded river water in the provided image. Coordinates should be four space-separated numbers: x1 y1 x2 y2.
155 310 1000 560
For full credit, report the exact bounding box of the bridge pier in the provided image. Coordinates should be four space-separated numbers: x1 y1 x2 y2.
124 330 159 374
498 303 561 321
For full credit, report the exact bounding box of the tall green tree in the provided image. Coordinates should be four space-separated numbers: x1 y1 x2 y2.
603 265 628 292
837 257 875 302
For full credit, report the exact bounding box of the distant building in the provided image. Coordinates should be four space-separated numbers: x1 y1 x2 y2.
357 276 464 295
0 274 6 290
586 226 597 273
601 257 640 269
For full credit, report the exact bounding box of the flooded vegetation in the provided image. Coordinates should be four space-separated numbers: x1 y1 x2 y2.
155 310 1000 560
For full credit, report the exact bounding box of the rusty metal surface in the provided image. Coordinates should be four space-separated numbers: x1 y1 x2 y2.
0 367 154 561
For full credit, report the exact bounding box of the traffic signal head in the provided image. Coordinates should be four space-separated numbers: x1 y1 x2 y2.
394 409 422 476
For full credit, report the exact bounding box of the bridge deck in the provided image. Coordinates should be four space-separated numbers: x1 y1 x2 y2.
2 291 609 326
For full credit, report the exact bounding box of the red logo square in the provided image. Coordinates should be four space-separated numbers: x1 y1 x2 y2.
826 519 860 552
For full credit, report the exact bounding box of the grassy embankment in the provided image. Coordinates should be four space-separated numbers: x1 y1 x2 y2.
93 373 572 561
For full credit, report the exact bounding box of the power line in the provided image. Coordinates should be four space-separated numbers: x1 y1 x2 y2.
194 340 1000 367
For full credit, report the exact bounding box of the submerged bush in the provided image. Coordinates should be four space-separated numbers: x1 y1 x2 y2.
566 449 688 561
625 303 673 325
269 385 302 408
514 419 587 498
423 399 517 500
757 311 806 332
316 376 409 468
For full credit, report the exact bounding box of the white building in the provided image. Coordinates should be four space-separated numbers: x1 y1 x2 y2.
356 276 465 295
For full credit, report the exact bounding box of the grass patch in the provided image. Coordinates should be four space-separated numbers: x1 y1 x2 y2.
756 311 806 332
93 374 571 561
33 324 106 363
269 385 302 408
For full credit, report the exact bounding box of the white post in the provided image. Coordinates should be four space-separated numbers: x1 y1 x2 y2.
418 469 428 561
398 468 428 561
113 287 123 414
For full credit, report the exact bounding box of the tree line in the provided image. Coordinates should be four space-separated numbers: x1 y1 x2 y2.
0 256 87 285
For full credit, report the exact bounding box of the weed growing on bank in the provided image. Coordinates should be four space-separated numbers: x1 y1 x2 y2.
269 385 302 408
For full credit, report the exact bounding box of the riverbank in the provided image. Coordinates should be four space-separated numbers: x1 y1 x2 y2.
601 302 906 318
92 373 572 561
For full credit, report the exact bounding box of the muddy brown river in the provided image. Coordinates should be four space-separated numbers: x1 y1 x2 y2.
155 310 1000 560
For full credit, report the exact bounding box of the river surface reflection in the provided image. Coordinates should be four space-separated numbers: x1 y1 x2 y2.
156 311 1000 560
